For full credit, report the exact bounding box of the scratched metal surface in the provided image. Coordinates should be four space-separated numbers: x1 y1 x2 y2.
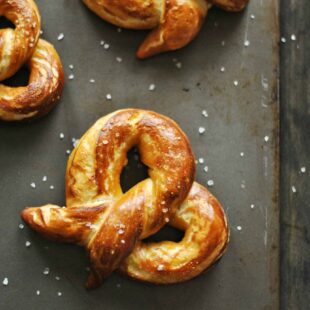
0 1 279 309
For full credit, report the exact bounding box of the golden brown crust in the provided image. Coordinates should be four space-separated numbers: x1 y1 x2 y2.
0 1 64 121
21 109 229 288
0 0 41 80
83 0 250 58
0 39 64 121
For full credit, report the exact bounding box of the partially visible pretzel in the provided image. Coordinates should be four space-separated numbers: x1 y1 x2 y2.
83 0 250 58
0 0 64 121
21 109 229 288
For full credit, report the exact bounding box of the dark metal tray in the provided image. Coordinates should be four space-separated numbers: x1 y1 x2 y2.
0 1 279 309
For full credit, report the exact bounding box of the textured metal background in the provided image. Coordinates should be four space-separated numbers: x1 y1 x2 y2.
0 1 279 309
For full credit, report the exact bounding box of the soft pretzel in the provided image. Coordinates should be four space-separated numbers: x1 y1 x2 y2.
83 0 250 58
0 0 41 80
21 109 229 288
0 0 64 121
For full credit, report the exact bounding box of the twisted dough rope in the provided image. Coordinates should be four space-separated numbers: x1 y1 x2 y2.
83 0 250 58
21 109 229 288
0 0 64 121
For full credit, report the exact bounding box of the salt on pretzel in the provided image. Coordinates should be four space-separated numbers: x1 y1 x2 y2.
0 0 64 121
0 0 41 80
83 0 250 58
21 109 229 288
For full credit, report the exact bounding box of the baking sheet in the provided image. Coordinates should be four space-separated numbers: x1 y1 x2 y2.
0 1 279 309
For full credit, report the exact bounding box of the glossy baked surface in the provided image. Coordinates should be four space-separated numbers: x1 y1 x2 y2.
22 109 229 288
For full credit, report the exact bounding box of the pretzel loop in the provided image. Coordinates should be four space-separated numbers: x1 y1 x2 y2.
0 0 64 121
21 109 229 288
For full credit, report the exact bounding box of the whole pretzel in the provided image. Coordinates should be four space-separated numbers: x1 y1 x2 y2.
83 0 250 58
0 0 64 121
21 109 229 288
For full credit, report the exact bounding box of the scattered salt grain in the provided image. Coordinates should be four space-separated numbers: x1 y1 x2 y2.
300 167 306 173
106 94 112 100
59 133 64 139
202 110 208 117
207 180 214 187
2 278 8 286
291 34 296 41
244 40 250 47
42 176 47 182
68 74 74 80
236 226 242 231
36 290 40 296
57 33 64 41
57 292 62 297
175 62 182 69
198 158 204 164
198 127 206 134
148 84 156 91
264 136 270 142
43 267 50 275
30 182 36 189
25 241 31 247
19 223 24 229
233 80 239 86
291 186 297 193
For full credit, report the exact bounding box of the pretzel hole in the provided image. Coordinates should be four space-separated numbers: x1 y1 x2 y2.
120 147 148 193
0 16 15 29
145 226 184 243
2 66 30 87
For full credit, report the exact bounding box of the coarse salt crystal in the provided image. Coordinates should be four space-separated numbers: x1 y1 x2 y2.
236 226 242 231
202 110 208 117
42 176 47 182
301 167 306 173
234 80 239 86
198 158 204 164
43 267 50 275
106 94 112 100
57 33 64 41
207 179 214 186
244 40 250 47
19 223 24 229
30 182 36 188
157 264 164 271
25 241 31 247
59 133 64 139
2 278 8 286
198 127 206 134
291 186 297 193
68 74 74 80
175 62 182 69
149 84 156 91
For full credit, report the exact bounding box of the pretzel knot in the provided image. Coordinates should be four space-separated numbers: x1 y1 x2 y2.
21 109 229 288
0 0 64 121
83 0 250 58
